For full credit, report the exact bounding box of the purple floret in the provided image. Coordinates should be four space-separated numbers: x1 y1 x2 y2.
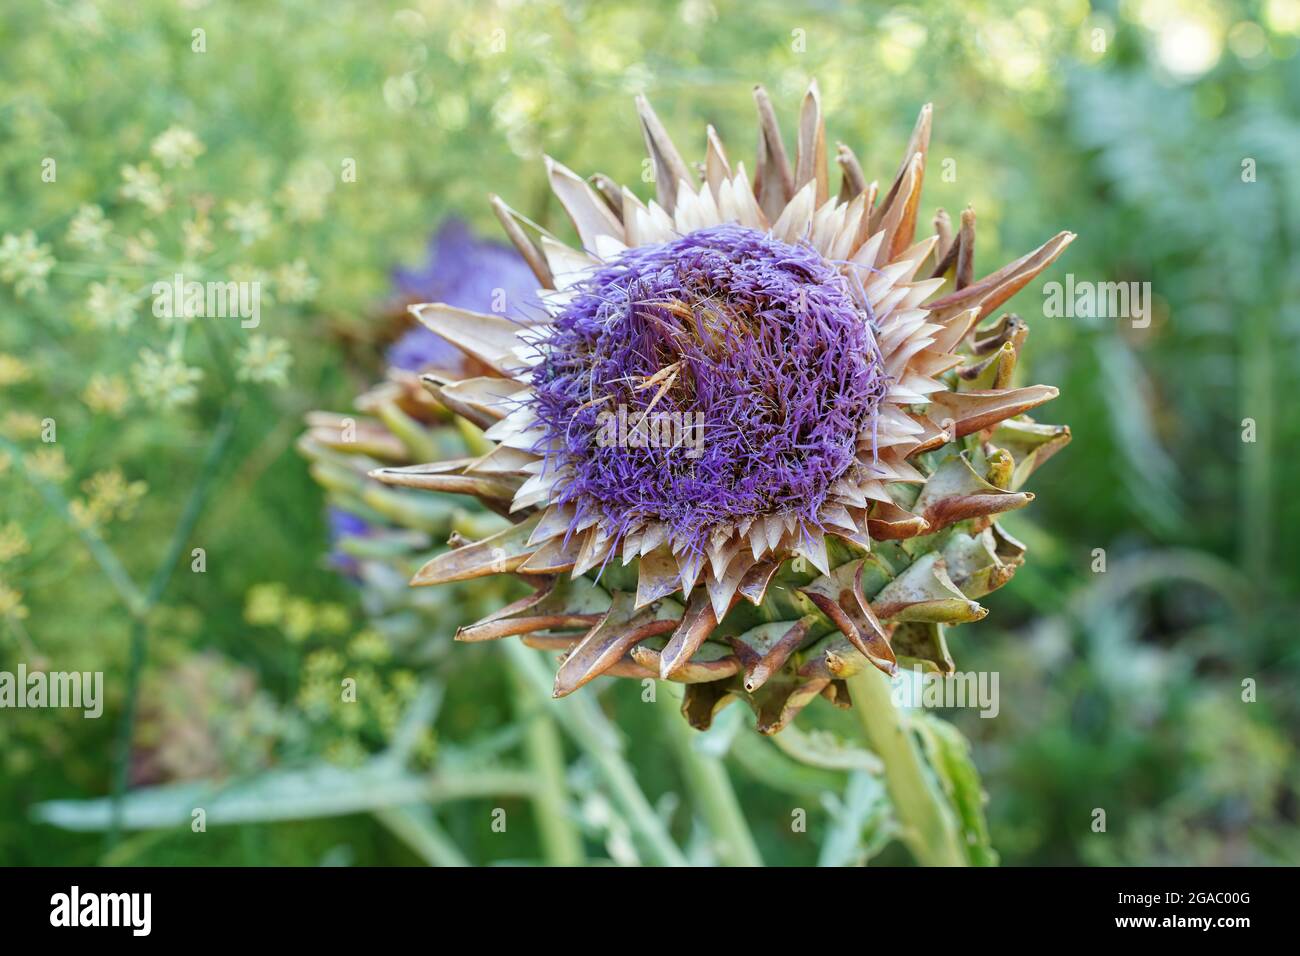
528 223 887 558
386 219 540 371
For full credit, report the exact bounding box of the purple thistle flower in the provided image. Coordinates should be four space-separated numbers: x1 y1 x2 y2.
326 506 372 577
529 223 888 557
386 219 540 372
363 83 1074 728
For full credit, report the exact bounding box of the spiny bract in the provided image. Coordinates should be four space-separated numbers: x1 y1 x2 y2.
372 81 1074 733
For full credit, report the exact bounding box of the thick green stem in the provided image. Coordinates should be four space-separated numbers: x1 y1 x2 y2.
508 656 585 866
655 687 762 867
503 641 686 866
844 667 967 867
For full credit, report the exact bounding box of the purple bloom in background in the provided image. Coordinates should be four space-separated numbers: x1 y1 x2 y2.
329 220 538 576
386 219 540 372
335 218 538 574
529 223 887 558
326 507 372 576
329 508 371 539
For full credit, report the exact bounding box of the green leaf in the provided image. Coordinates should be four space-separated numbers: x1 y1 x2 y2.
912 714 999 866
817 771 895 867
770 722 883 774
32 759 535 832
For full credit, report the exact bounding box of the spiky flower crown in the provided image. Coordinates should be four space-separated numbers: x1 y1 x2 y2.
373 81 1073 733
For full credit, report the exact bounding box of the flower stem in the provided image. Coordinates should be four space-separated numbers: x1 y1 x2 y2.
508 655 585 866
655 687 762 866
844 666 967 866
503 641 686 866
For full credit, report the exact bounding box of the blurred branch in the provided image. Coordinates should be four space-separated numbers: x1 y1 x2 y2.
507 654 585 866
376 679 443 770
33 759 538 832
373 804 470 868
1066 548 1250 625
107 398 241 851
503 640 687 866
655 684 763 867
0 435 146 616
817 770 893 868
1238 306 1273 589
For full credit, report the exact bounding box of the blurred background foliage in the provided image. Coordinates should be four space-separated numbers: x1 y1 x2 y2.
1 0 1297 865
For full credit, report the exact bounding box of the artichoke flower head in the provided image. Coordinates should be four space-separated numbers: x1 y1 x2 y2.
374 81 1073 733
